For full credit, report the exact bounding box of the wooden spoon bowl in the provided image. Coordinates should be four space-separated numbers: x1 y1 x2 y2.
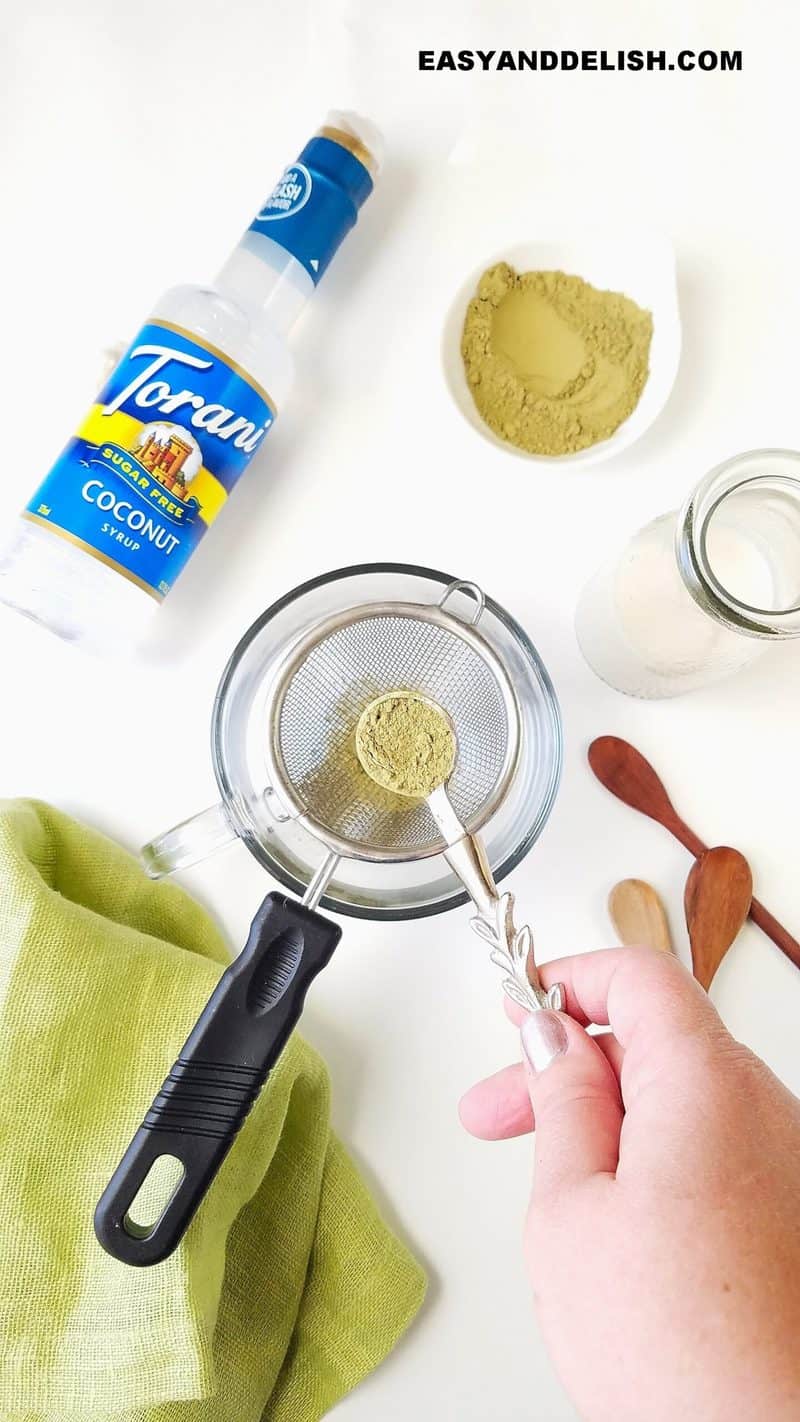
609 879 673 954
684 846 753 990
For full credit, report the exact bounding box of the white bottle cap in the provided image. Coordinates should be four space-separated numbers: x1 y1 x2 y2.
322 110 384 178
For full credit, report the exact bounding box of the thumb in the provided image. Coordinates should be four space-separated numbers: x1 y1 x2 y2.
521 1010 623 1200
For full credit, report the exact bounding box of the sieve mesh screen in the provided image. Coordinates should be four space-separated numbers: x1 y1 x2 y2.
275 613 511 854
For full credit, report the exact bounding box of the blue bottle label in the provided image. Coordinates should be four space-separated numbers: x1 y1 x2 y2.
247 133 374 283
25 320 275 600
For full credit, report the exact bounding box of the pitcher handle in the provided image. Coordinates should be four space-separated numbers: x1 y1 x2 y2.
141 802 238 878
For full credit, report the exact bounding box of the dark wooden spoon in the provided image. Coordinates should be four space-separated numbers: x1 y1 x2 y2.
588 736 800 973
685 847 753 990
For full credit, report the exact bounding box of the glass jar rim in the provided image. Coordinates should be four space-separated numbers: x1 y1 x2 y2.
677 448 800 638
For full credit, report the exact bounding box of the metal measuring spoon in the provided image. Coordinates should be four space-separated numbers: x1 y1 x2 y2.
355 693 563 1014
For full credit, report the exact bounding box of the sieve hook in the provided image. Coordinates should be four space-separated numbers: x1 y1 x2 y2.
437 580 485 626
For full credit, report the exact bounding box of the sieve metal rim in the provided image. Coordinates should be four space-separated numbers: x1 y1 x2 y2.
262 600 522 864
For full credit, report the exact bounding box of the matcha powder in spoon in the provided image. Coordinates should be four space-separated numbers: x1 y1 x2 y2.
355 693 456 798
461 262 653 455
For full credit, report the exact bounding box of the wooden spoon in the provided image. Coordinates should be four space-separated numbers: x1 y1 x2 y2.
684 847 753 989
588 736 800 972
609 879 673 953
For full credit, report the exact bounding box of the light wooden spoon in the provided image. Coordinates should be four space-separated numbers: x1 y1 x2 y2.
609 879 673 954
684 846 753 990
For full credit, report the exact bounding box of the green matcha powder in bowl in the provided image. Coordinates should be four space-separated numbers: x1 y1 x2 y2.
442 234 681 468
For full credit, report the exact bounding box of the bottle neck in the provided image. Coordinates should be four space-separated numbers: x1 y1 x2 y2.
216 114 380 338
215 233 314 337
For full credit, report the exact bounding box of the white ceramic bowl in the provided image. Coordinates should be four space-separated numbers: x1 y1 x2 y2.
442 233 681 468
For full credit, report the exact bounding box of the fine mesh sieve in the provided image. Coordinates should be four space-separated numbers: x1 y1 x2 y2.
103 573 564 1269
262 594 564 1020
264 600 521 862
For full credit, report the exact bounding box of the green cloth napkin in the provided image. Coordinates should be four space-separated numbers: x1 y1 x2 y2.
0 800 425 1420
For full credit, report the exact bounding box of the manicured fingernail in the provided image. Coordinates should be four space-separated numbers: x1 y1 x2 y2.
521 1011 568 1073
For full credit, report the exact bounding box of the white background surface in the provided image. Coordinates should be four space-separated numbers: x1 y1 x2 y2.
2 2 800 1418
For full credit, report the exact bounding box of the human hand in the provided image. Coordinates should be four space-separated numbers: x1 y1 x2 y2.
460 947 800 1422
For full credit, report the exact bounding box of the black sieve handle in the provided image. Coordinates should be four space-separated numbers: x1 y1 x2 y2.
94 892 341 1266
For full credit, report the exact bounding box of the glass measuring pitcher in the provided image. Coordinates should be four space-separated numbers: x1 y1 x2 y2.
576 449 800 698
143 562 563 919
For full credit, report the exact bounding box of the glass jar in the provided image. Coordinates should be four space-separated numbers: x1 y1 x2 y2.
575 449 800 698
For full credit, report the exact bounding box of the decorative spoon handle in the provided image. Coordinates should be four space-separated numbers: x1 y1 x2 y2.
470 892 565 1014
428 787 565 1014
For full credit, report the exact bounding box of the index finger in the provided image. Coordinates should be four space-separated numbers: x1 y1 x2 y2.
536 945 721 1058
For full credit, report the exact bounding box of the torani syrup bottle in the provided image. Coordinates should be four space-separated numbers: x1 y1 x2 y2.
0 112 381 651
